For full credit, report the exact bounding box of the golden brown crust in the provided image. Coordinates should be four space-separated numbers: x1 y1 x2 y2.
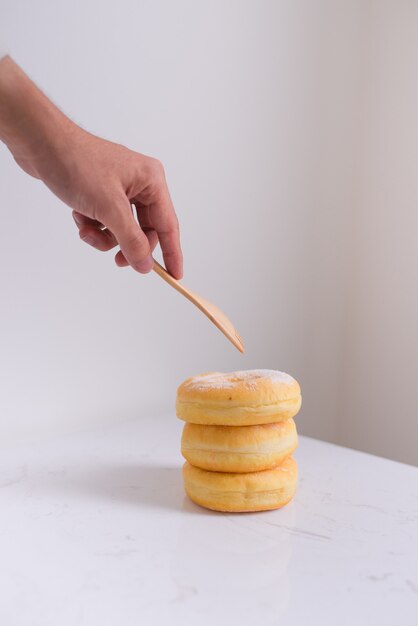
182 457 298 512
181 419 298 472
176 370 302 426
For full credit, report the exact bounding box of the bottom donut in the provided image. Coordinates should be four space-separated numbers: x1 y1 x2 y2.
183 456 298 513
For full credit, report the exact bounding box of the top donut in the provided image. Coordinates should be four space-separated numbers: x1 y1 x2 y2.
176 369 302 426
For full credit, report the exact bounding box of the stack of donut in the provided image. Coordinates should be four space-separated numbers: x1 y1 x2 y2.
176 369 302 512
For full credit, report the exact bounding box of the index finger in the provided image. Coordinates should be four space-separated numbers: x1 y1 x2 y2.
136 183 183 279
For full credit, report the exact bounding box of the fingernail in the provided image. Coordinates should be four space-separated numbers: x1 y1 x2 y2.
73 213 83 225
133 256 153 273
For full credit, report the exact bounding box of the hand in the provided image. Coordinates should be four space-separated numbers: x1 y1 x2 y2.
0 56 183 278
35 129 182 277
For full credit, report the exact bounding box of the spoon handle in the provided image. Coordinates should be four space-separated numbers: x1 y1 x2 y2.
152 259 194 300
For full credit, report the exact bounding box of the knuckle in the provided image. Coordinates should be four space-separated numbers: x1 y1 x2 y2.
146 158 165 185
151 157 164 173
123 231 149 254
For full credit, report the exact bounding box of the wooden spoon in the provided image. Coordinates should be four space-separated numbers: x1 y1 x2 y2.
152 260 244 353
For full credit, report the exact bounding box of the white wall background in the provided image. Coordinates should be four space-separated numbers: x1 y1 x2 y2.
0 1 417 466
339 1 418 465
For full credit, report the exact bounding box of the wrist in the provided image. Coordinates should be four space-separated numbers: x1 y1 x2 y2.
0 56 77 174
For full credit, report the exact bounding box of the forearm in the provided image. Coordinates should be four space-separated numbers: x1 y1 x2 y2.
0 56 73 164
0 56 182 277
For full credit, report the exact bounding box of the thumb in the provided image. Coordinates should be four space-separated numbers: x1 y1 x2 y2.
107 200 153 274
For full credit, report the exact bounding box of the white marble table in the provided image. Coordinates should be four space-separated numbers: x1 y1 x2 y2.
1 414 417 626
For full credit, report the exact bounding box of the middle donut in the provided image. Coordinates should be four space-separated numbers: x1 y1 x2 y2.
181 418 297 473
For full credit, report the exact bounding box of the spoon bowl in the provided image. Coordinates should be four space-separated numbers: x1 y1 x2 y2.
152 260 244 353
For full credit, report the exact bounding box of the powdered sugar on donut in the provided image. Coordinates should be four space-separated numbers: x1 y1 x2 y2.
186 369 295 391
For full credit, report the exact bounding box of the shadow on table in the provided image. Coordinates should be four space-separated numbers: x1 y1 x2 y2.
43 462 215 515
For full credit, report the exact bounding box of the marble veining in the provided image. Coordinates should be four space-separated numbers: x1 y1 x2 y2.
0 415 417 626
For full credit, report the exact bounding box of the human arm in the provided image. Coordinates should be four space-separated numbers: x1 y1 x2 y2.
0 55 183 277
